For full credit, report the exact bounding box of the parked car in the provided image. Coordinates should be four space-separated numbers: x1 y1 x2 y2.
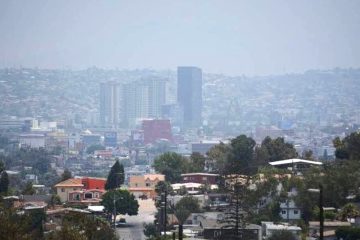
115 218 126 227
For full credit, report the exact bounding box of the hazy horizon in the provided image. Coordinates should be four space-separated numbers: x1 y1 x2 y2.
1 0 360 76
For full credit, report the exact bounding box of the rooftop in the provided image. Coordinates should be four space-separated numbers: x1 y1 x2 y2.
181 173 219 177
54 178 83 187
269 158 323 166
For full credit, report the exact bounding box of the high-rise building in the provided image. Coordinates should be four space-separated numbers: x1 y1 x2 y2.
177 66 202 128
122 81 149 127
122 78 166 127
99 82 120 127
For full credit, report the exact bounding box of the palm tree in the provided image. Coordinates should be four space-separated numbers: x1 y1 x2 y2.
174 206 191 240
337 203 360 221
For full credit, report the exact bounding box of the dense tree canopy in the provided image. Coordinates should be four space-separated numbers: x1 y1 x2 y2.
46 212 117 240
255 137 298 166
225 135 256 175
333 132 360 160
206 142 230 174
189 152 206 173
101 189 139 217
153 152 188 183
175 196 201 214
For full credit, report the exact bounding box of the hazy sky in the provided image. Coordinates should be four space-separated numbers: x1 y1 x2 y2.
0 0 359 75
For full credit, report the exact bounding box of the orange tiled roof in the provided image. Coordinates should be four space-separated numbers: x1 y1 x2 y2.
54 178 83 188
144 174 165 182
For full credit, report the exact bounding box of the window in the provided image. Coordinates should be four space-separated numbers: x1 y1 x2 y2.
294 210 299 215
281 210 287 215
84 193 93 199
61 188 65 192
73 194 80 201
146 183 150 187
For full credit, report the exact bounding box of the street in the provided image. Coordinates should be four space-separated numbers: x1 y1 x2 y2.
116 199 156 240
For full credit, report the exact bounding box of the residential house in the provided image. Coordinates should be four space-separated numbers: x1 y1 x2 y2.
54 177 106 203
181 173 219 185
174 211 262 240
128 174 165 199
262 222 302 240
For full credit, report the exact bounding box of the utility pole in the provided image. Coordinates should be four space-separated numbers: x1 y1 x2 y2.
319 184 324 240
161 190 167 235
164 190 167 235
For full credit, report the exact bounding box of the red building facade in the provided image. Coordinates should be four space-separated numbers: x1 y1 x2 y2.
142 119 172 144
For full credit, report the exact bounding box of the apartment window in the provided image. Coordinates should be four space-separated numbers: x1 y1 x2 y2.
281 210 287 215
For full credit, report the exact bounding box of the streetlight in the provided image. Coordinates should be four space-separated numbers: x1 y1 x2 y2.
308 184 323 240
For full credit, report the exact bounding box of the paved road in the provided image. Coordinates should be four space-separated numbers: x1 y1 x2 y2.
116 199 156 240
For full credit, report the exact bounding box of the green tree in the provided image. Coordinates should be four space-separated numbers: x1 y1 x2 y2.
173 196 200 240
226 135 256 175
61 168 72 181
105 160 124 190
206 142 229 174
255 137 298 166
337 203 360 221
267 230 297 240
143 222 157 239
175 196 201 213
101 189 139 222
153 152 187 183
46 212 117 240
0 208 34 240
189 152 206 173
336 226 360 240
22 182 35 195
48 194 61 208
0 170 9 194
333 132 360 160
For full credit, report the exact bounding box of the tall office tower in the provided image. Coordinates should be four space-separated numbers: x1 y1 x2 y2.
177 66 203 128
147 78 166 118
99 82 120 127
122 82 149 128
122 78 166 128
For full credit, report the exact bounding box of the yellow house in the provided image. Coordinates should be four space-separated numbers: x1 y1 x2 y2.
128 174 165 199
54 178 84 202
